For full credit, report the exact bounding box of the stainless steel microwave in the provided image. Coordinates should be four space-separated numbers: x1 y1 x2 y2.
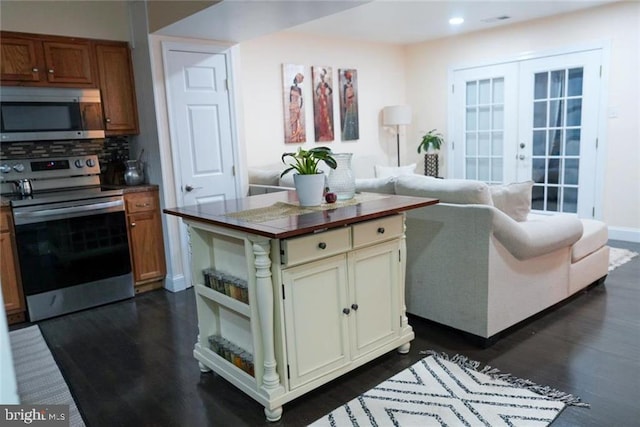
0 87 105 142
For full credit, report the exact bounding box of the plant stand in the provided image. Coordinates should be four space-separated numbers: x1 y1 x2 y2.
424 153 439 177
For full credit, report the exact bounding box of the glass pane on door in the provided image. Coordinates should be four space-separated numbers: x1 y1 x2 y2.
530 67 583 213
464 77 504 184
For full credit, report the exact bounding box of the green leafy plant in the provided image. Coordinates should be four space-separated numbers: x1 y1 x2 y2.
417 129 445 153
281 146 337 177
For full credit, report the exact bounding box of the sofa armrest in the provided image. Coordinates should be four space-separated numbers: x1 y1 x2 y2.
491 209 583 260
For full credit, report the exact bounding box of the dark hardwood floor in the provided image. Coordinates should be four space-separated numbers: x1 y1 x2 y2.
15 240 640 426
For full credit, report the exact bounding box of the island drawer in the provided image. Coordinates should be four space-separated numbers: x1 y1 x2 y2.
352 214 403 248
281 227 351 267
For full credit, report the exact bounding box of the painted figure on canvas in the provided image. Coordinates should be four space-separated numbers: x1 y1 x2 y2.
282 64 306 143
312 66 334 142
339 69 359 141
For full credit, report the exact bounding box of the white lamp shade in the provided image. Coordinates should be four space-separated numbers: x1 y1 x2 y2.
383 105 412 126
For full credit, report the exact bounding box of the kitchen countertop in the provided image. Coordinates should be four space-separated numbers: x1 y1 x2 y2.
101 184 159 194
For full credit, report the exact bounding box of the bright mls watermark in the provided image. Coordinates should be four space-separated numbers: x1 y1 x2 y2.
0 405 68 426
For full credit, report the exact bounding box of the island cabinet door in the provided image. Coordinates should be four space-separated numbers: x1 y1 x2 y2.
282 254 350 390
348 240 401 359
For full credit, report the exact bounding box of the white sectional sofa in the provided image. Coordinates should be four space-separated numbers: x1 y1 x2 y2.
248 168 610 343
358 174 609 343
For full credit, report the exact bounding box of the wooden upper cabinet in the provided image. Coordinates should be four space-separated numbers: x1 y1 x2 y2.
42 40 94 85
0 36 42 82
1 32 95 86
95 42 139 135
1 31 140 136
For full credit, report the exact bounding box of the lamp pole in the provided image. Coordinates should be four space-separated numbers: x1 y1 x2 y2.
382 105 412 167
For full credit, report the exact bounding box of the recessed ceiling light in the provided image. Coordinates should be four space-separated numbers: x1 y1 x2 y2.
449 17 464 26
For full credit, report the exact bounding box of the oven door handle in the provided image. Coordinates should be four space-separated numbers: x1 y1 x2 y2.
14 199 124 225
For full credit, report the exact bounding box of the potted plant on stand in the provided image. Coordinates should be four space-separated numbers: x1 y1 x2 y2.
281 146 337 206
417 129 445 177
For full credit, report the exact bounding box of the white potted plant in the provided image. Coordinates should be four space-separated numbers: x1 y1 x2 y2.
281 146 337 206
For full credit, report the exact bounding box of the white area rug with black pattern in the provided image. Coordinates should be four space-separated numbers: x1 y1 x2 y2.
310 352 587 427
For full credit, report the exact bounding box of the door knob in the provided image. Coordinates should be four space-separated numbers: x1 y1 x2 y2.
351 303 359 311
342 308 351 315
518 154 525 160
520 142 526 149
185 185 202 192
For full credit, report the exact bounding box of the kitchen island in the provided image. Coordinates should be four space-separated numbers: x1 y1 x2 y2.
164 191 438 421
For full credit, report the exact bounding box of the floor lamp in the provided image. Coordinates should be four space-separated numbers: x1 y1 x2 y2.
383 105 412 166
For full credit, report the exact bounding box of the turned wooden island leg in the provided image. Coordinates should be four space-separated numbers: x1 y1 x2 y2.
252 239 285 421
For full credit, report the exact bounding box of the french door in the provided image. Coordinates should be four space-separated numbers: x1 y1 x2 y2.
452 49 603 217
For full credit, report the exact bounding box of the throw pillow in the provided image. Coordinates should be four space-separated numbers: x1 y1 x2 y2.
374 163 416 178
490 181 534 222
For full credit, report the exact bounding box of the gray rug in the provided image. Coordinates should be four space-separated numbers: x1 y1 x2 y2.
311 351 587 427
9 325 85 427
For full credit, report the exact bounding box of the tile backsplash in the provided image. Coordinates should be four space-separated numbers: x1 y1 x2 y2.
0 137 130 170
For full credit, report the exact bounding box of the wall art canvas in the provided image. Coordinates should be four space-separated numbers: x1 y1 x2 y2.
338 68 359 141
312 66 334 142
282 63 306 143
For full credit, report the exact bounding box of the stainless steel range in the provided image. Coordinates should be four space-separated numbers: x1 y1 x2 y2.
1 155 133 321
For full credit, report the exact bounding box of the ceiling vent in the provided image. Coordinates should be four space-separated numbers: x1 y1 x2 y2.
481 15 511 23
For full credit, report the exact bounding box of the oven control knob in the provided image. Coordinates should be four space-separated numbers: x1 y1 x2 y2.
12 163 25 173
0 164 11 173
74 159 85 168
86 158 96 167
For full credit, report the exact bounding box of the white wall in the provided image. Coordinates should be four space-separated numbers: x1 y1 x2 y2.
0 0 130 41
405 1 640 239
238 32 408 177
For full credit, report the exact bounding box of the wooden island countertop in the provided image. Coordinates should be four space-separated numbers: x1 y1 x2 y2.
163 190 438 239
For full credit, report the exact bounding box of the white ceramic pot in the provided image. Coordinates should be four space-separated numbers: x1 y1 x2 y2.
293 173 326 207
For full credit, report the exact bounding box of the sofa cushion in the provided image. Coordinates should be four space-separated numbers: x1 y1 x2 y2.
490 181 534 222
394 175 494 205
278 173 296 188
572 219 608 263
248 168 281 186
374 163 416 178
355 177 396 194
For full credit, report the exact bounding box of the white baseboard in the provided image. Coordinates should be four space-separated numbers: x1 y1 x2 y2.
608 226 640 243
164 274 187 293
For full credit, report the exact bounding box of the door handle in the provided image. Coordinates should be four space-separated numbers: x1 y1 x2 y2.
184 185 202 192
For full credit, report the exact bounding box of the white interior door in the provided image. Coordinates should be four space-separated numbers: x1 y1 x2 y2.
165 48 238 207
517 50 602 216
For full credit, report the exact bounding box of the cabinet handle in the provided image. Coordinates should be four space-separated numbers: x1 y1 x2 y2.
377 227 385 234
131 222 136 227
32 67 38 72
351 303 359 311
48 69 54 74
105 118 112 123
342 308 350 315
318 242 327 250
135 203 150 208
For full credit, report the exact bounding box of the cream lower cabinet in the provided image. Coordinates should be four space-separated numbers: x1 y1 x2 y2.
183 213 412 422
282 239 401 390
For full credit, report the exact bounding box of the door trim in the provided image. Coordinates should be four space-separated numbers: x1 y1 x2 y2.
447 41 610 219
